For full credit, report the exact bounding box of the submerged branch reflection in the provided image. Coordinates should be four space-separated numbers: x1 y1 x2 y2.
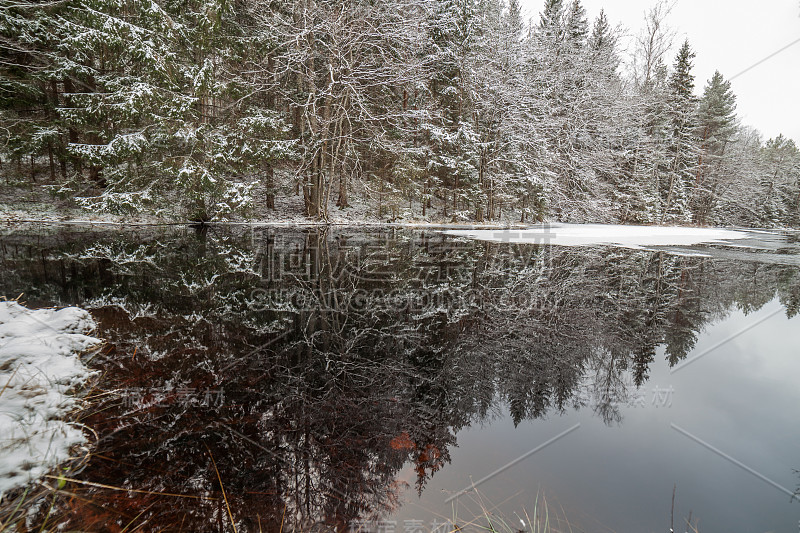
0 226 797 531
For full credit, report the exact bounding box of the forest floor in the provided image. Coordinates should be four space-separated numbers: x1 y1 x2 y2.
0 183 165 225
0 183 532 228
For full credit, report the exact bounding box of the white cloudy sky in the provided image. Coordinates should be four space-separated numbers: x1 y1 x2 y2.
521 0 800 143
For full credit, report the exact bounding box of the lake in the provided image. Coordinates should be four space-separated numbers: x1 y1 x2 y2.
0 224 798 532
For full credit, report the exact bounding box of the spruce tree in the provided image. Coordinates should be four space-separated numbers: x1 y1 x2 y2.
537 0 564 43
424 0 481 219
506 0 525 38
697 71 738 153
693 70 737 223
662 39 699 223
588 10 620 78
0 1 68 184
564 0 588 47
588 9 612 51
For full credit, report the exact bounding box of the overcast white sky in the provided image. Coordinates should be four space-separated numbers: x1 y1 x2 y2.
521 0 800 143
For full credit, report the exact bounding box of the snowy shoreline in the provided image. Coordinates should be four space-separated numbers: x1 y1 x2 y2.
0 301 102 497
2 218 530 229
0 216 781 231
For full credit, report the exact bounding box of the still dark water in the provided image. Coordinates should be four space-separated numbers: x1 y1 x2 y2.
1 224 798 533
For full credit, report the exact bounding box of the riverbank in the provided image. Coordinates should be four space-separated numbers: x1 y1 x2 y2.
0 300 103 498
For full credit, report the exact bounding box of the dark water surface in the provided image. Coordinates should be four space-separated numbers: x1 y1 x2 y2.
0 224 798 532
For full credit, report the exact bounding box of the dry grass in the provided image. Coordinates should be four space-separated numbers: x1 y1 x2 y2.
441 488 581 533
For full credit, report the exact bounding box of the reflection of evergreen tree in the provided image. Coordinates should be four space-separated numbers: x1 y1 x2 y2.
0 226 798 529
778 268 800 318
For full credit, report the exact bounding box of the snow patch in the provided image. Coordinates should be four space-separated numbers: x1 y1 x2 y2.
0 301 102 497
443 224 751 248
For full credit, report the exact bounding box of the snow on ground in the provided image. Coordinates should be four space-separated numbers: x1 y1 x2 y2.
443 224 751 248
0 301 102 497
1 180 529 226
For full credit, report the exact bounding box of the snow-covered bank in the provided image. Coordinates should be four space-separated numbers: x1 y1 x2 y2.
1 218 530 230
0 301 102 497
444 224 751 248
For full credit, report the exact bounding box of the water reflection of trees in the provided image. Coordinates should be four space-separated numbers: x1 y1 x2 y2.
1 226 798 531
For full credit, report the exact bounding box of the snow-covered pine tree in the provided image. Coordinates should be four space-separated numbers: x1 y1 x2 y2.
500 0 548 222
662 39 700 224
693 70 737 224
760 135 800 226
713 126 763 225
0 1 68 185
505 0 524 36
422 0 481 220
586 10 657 224
537 0 565 44
533 0 620 222
468 0 547 222
143 0 292 221
564 0 588 47
588 9 612 55
1 0 294 220
44 0 189 205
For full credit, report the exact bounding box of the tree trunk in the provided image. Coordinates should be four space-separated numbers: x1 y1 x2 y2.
378 178 383 219
265 164 275 209
337 165 348 208
488 175 494 221
89 165 106 188
422 179 427 217
453 174 459 212
63 78 82 177
48 142 56 181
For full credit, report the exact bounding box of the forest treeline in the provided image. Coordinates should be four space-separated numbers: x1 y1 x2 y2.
1 0 799 224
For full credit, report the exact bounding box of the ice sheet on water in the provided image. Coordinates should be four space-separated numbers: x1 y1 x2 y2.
444 224 751 248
